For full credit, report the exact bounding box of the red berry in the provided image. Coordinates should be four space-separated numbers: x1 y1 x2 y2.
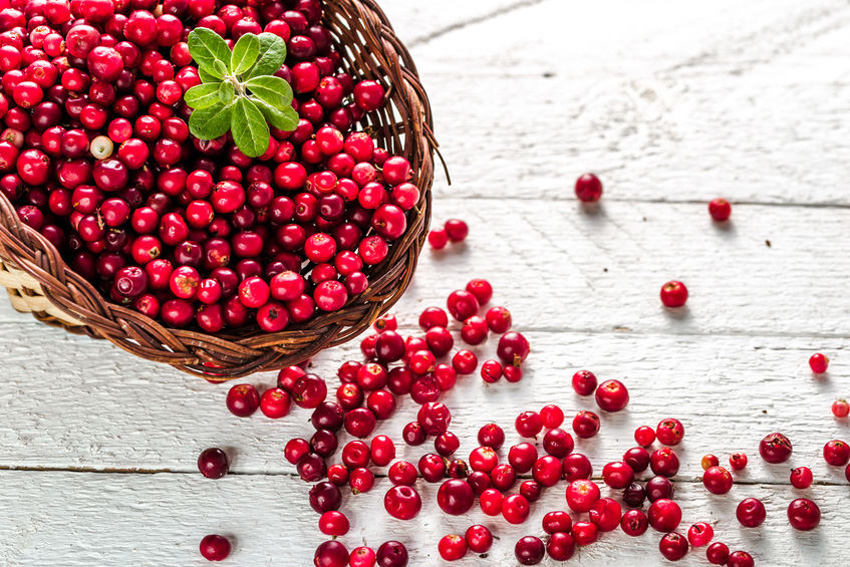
314 541 348 567
571 370 597 396
542 511 573 534
729 452 748 471
427 228 448 249
589 497 622 532
485 306 512 333
226 384 260 417
708 198 731 221
706 542 730 565
260 387 291 418
823 439 850 466
701 454 719 470
621 509 648 536
648 498 682 532
759 432 793 464
199 534 231 561
650 447 680 477
659 532 689 562
736 498 766 527
595 379 629 412
702 466 733 495
574 173 602 202
660 280 688 308
384 485 421 520
319 511 349 537
602 461 635 489
566 479 600 513
572 410 601 439
514 536 544 565
479 488 503 516
656 418 685 446
833 399 850 418
572 521 598 546
197 448 229 479
497 331 530 367
437 534 467 562
634 425 656 447
436 479 474 516
444 218 468 242
376 541 407 567
465 525 493 554
728 551 755 567
501 494 530 524
787 498 820 531
790 466 813 489
687 522 714 547
515 410 543 438
809 352 829 373
562 453 593 481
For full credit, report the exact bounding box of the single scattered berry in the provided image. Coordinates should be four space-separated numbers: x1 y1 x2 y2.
648 498 682 532
514 536 545 566
809 353 829 374
728 551 755 567
729 452 748 471
571 369 597 396
574 173 602 202
736 497 766 528
706 542 730 565
656 418 685 446
687 522 714 547
702 466 733 495
595 379 629 412
787 498 820 531
199 535 231 562
660 281 688 308
438 534 467 562
833 399 850 418
823 439 850 467
659 532 689 562
701 454 719 470
198 448 229 479
708 198 731 221
790 466 813 489
465 525 493 554
759 432 793 464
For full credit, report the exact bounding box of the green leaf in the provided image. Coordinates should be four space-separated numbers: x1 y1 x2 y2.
184 83 221 109
231 97 269 158
231 33 260 76
198 66 218 84
253 98 299 132
213 60 229 78
218 81 234 105
188 102 233 140
188 28 231 78
246 75 293 109
246 32 287 79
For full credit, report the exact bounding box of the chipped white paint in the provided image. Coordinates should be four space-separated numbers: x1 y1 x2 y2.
1 0 849 565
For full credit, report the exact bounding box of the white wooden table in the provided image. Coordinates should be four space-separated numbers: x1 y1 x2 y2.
2 1 849 565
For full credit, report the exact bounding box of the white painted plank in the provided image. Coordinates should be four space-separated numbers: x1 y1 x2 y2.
403 0 850 204
2 321 849 486
0 470 845 566
2 200 849 336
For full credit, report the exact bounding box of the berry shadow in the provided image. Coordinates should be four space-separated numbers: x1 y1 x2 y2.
663 306 691 322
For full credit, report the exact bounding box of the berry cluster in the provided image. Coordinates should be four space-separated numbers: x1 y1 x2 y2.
194 274 850 565
0 0 421 333
201 278 529 564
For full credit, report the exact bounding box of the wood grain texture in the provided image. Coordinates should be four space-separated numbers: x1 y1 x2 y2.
405 0 850 205
0 471 845 566
1 0 849 565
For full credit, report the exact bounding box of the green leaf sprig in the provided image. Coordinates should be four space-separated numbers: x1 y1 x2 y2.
185 29 299 158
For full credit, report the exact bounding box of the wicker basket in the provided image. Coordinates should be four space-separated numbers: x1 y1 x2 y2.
0 0 437 380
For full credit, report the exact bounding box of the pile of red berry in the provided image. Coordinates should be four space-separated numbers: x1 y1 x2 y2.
0 0 422 333
193 273 850 565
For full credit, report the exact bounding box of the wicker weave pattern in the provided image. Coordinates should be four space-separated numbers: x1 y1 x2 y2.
0 0 436 379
